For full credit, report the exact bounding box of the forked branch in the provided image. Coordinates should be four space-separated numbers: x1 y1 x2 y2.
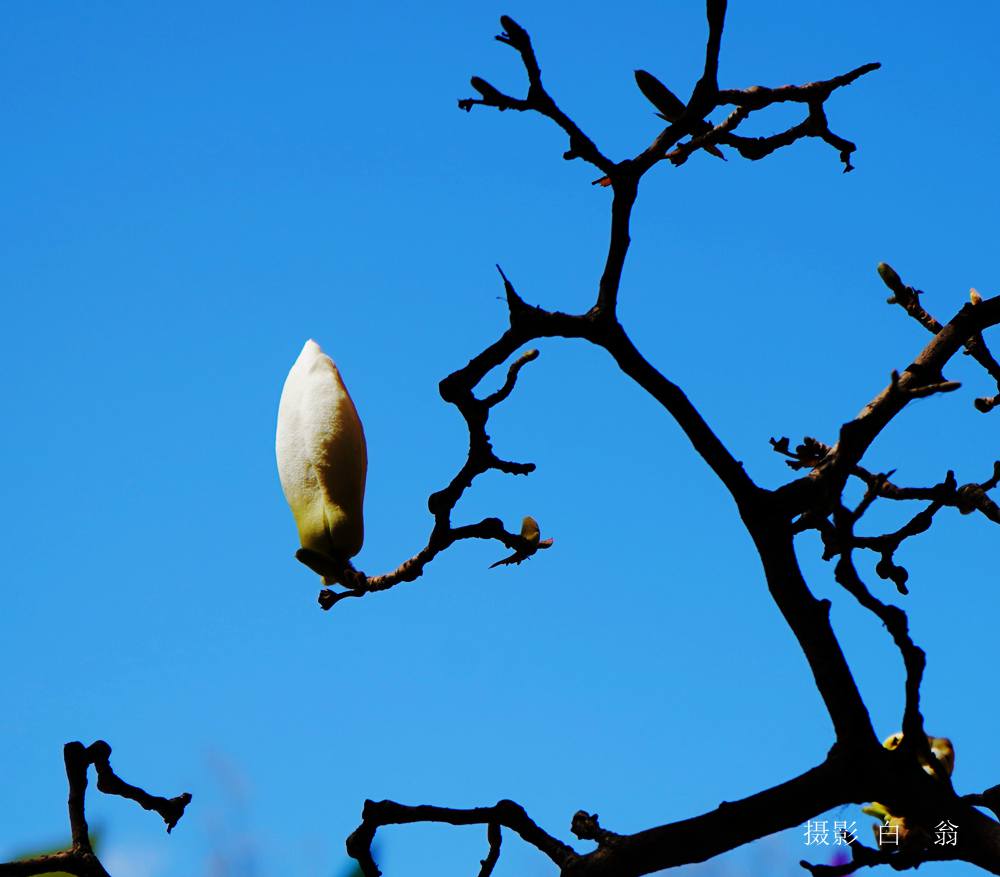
328 5 1000 877
0 742 190 877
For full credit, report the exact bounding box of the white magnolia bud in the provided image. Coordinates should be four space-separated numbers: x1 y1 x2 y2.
276 340 367 571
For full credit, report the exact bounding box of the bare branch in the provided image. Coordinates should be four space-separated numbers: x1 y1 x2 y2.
306 274 596 606
878 264 1000 410
345 798 578 876
65 743 93 854
88 741 191 832
592 181 638 316
699 0 728 97
671 60 879 173
717 62 882 109
482 346 539 408
832 555 930 750
571 811 623 848
600 321 760 505
637 61 878 174
0 851 109 877
458 17 614 175
963 786 1000 822
0 742 189 877
478 823 502 877
777 295 1000 519
581 759 857 875
325 6 1000 875
312 516 532 608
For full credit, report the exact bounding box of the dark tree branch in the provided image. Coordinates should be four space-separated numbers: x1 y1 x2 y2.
851 464 953 503
747 518 877 746
343 761 858 877
482 345 539 407
878 263 1000 410
598 320 760 504
964 786 1000 822
832 555 931 755
346 798 578 876
592 181 637 316
4 5 995 877
716 61 882 108
314 224 765 606
775 293 1000 520
667 62 879 172
328 4 889 868
699 0 728 97
781 451 1000 595
477 822 502 877
311 274 598 608
0 742 189 877
571 811 623 848
88 741 190 832
290 8 884 613
637 60 878 175
343 757 1000 877
319 5 1000 877
458 17 614 175
598 760 855 877
65 743 93 854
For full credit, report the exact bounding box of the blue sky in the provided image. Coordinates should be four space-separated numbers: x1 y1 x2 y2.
1 2 998 875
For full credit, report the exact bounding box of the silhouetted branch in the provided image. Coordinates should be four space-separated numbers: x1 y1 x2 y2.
774 293 1000 524
699 0 727 96
344 761 866 877
325 4 1000 876
88 741 190 831
963 786 1000 822
669 61 880 173
482 345 539 407
878 263 1000 410
717 61 882 108
800 839 907 876
458 16 614 175
787 456 1000 595
833 555 932 756
638 57 878 174
312 272 592 608
346 799 577 877
477 822 502 877
0 742 189 877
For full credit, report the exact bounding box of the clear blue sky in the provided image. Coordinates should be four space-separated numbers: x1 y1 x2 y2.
2 2 998 875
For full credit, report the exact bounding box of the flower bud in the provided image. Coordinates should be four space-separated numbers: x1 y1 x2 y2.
276 340 367 574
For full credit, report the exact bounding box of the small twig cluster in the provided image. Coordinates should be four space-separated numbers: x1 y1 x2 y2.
319 0 883 613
